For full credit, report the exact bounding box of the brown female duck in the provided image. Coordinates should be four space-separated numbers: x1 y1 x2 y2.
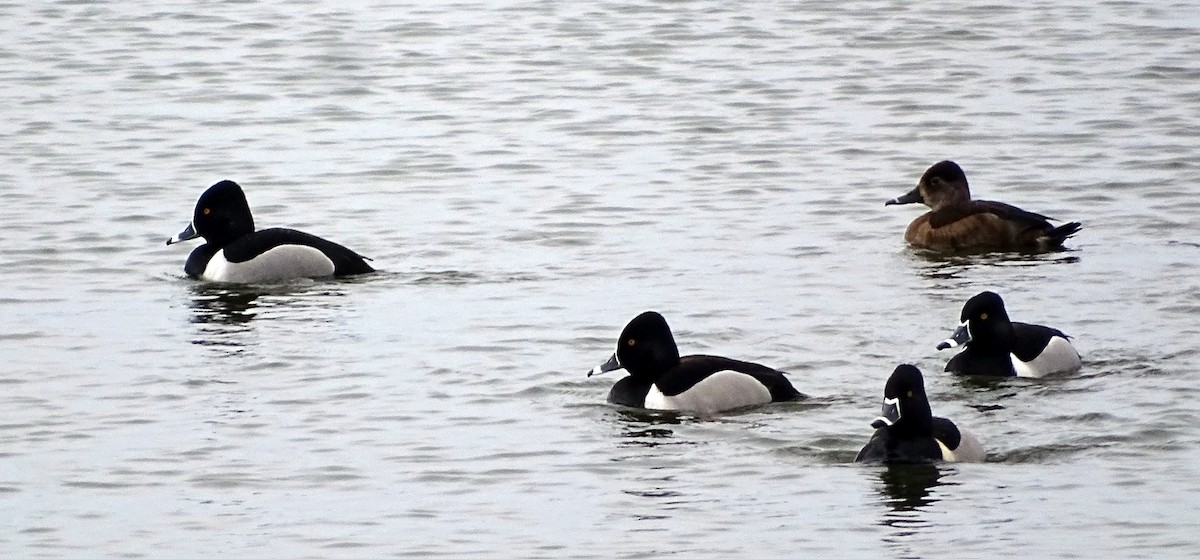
886 161 1081 251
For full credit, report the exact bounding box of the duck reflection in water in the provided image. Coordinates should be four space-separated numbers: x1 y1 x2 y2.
878 463 945 512
188 284 262 326
612 408 685 448
875 463 949 541
187 282 348 326
911 248 1080 281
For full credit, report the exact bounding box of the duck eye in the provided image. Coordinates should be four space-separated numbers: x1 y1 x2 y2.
202 207 212 216
906 390 913 398
980 312 988 320
626 339 636 347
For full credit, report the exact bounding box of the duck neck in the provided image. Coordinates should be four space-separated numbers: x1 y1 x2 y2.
970 319 1015 356
624 347 680 381
893 406 934 439
926 184 970 210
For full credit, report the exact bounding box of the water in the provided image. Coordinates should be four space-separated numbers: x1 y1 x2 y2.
2 1 1199 557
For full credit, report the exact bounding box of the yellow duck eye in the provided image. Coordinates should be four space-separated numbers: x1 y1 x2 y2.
626 339 636 347
980 312 988 320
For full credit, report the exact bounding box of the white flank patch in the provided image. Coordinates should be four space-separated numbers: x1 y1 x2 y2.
1010 336 1082 378
937 439 954 461
953 428 987 462
938 427 986 463
643 370 772 414
203 246 335 283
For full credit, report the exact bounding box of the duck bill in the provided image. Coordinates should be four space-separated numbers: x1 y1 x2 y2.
588 353 622 377
167 222 199 245
871 396 901 429
936 322 971 350
885 186 923 206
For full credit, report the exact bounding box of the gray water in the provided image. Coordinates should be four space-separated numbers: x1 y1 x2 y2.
3 1 1199 557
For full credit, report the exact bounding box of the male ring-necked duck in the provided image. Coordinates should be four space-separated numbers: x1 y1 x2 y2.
855 364 986 464
166 180 374 282
938 291 1081 378
886 160 1081 251
589 311 804 414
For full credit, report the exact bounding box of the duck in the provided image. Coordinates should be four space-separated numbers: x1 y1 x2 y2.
938 291 1081 377
855 364 986 464
885 160 1081 251
588 311 804 414
166 180 374 282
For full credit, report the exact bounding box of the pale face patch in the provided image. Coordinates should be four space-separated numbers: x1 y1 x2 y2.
203 245 335 283
643 370 772 414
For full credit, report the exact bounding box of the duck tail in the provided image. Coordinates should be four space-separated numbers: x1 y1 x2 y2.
1041 221 1082 247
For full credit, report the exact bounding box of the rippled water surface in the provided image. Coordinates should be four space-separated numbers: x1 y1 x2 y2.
3 1 1199 557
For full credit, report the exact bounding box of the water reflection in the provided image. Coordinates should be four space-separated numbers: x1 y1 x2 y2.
185 284 264 354
604 409 692 518
188 284 262 326
183 281 357 356
622 485 686 502
873 463 949 543
946 373 1021 410
910 248 1081 280
185 281 351 326
612 408 685 448
877 463 944 513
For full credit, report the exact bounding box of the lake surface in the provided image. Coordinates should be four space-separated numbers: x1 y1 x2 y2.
2 1 1199 557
